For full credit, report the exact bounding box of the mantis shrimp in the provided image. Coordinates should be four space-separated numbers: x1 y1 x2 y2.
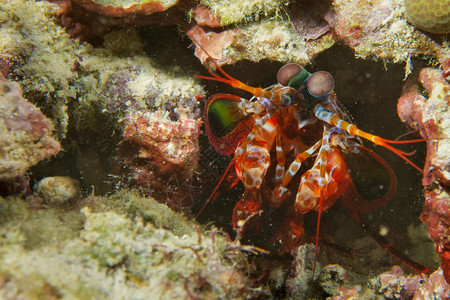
196 60 430 276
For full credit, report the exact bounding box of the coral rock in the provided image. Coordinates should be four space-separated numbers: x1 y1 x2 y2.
118 110 202 213
366 266 450 299
369 265 422 299
398 68 450 186
199 0 289 26
397 67 450 284
404 0 450 34
0 193 258 299
0 76 60 181
190 1 336 66
318 264 348 296
329 0 449 70
285 244 320 297
49 0 197 43
289 0 332 41
414 268 450 299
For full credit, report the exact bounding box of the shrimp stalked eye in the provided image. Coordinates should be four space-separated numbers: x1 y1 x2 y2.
306 71 335 101
277 63 310 89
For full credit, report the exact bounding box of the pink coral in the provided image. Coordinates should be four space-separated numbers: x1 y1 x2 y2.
190 5 222 28
117 110 202 213
0 75 60 181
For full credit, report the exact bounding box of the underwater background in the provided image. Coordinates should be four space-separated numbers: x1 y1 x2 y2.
0 0 449 299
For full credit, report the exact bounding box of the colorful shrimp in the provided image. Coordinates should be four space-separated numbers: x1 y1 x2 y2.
196 60 430 276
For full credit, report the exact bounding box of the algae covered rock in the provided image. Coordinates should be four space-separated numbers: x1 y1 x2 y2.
199 0 292 26
0 0 80 137
0 77 60 181
0 192 260 299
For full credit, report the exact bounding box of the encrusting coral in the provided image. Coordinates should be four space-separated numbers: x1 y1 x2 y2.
404 0 450 34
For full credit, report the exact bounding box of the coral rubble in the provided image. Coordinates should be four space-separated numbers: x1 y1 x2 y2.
330 0 449 70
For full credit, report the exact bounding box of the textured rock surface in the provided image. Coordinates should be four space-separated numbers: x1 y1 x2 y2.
49 0 195 43
118 110 202 213
0 77 60 181
397 68 450 284
0 192 259 299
